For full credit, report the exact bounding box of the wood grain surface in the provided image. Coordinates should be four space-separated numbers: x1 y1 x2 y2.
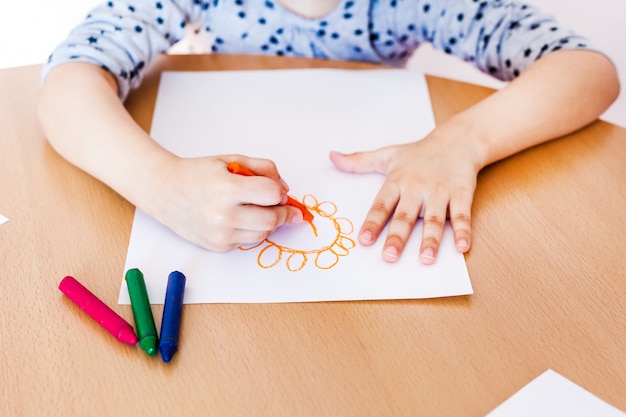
1 54 624 416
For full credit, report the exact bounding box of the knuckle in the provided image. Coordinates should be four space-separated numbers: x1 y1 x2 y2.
423 214 445 227
246 231 269 244
210 211 233 228
208 229 229 248
392 210 416 225
373 155 388 173
219 176 240 195
368 199 396 222
370 199 392 215
265 159 278 172
451 212 471 224
384 233 405 248
421 235 440 248
360 220 381 234
264 208 290 230
264 215 281 230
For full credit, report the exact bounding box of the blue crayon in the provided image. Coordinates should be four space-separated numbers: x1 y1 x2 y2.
159 271 186 363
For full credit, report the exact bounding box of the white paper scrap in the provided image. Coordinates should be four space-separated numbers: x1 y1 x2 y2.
486 369 625 417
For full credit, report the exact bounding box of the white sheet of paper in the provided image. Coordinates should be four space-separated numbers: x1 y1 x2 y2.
0 214 8 225
486 369 625 417
120 69 472 304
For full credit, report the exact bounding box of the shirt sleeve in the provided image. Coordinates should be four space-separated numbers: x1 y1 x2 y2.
41 0 205 100
375 0 603 81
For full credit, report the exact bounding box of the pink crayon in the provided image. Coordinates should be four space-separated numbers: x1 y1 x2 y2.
59 275 138 345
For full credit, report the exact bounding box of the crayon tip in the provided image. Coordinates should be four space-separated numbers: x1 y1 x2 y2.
286 196 314 221
140 336 159 356
118 326 139 345
159 341 178 363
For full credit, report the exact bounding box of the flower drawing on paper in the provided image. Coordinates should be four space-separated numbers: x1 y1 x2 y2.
239 194 356 271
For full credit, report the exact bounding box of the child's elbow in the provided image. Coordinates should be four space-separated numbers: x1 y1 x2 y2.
599 54 621 108
37 77 58 146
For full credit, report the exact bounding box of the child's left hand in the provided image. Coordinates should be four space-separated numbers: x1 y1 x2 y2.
332 50 620 266
330 128 481 265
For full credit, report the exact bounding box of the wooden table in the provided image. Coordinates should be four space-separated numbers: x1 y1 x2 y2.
1 54 624 416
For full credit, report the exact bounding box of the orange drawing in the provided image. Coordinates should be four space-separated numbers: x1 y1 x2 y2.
239 194 356 271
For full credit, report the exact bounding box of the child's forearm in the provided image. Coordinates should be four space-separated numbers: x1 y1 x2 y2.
38 63 299 252
446 50 620 170
38 62 176 219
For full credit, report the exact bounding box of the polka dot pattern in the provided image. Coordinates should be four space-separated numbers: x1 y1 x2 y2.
42 0 600 100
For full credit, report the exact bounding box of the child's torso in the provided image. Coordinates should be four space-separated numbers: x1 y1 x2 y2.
203 0 382 62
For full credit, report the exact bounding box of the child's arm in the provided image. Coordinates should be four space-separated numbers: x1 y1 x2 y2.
331 49 620 264
38 62 302 251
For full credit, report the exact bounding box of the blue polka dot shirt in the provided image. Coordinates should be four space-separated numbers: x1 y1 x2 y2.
43 0 601 100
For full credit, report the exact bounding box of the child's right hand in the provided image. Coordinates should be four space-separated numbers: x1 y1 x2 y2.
39 64 302 253
151 155 303 252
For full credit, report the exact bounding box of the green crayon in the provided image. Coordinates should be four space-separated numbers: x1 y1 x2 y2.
125 268 158 356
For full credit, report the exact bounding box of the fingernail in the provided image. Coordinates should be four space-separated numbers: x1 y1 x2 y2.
420 247 435 264
360 230 374 244
291 211 303 224
457 239 469 251
280 194 288 205
383 245 399 259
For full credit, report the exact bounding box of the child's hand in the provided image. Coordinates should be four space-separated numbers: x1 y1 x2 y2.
330 130 482 265
153 155 303 252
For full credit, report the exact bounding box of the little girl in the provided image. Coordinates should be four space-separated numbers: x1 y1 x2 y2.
38 0 619 264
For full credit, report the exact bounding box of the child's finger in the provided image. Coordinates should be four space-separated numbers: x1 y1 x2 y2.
449 192 473 253
418 196 449 265
225 156 289 191
380 196 423 263
357 181 400 248
231 205 301 233
329 149 390 174
228 174 287 207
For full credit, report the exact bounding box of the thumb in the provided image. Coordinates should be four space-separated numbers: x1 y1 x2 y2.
329 148 391 174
